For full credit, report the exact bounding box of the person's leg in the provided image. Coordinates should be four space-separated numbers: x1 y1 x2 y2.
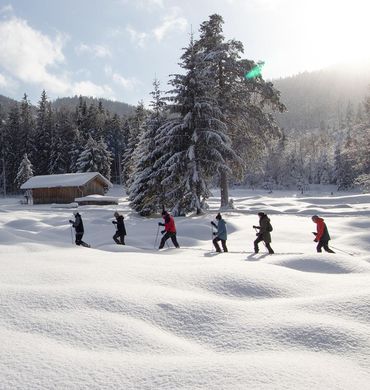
322 241 335 253
254 235 263 253
213 237 222 252
221 239 228 252
159 232 170 249
113 231 120 244
265 242 274 254
170 233 180 248
120 233 125 245
75 232 82 245
317 241 324 252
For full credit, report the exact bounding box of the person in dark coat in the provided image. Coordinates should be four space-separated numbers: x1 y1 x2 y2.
112 211 127 245
253 212 274 254
312 215 335 253
158 209 180 249
211 213 228 253
69 212 90 247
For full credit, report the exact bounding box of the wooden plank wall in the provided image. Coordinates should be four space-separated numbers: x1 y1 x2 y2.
31 178 106 204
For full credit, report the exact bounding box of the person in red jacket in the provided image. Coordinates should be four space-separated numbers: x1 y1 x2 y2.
158 209 180 249
312 215 335 253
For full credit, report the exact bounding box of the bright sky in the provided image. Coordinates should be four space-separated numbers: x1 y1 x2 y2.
0 0 369 106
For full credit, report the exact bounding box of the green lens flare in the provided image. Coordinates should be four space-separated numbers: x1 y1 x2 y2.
245 62 265 79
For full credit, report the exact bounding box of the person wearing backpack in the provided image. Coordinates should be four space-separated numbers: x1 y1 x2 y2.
253 212 274 254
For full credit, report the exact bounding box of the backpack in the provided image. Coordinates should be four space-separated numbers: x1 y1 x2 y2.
267 220 273 232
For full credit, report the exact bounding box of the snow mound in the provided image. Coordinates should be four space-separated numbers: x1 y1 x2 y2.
1 188 370 388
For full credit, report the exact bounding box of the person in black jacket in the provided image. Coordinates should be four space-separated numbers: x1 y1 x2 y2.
253 212 274 254
112 211 127 245
69 212 90 247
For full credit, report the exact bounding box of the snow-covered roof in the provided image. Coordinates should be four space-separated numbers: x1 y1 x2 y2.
20 172 112 189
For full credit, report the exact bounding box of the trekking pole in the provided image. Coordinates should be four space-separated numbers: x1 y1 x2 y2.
154 225 160 249
330 245 355 256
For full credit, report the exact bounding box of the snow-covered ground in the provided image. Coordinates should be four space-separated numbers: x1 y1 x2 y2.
1 187 370 389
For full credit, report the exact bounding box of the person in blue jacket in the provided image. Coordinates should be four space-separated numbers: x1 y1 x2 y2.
211 213 228 252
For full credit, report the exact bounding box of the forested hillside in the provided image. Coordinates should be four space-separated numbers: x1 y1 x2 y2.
274 61 370 132
53 96 135 117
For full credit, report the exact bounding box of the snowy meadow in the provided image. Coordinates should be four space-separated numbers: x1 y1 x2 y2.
1 187 370 389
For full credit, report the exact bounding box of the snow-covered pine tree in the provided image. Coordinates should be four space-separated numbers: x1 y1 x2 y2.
75 96 89 140
121 101 147 185
33 91 53 175
154 34 237 215
334 144 354 191
318 152 331 185
19 94 35 159
15 153 33 189
128 79 167 215
76 136 112 180
0 106 7 195
3 105 21 193
50 108 79 174
195 14 285 207
105 113 126 184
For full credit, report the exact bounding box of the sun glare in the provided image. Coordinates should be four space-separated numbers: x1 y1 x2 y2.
301 0 370 69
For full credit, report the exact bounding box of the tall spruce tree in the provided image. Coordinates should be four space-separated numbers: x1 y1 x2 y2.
128 79 167 215
155 35 237 214
19 94 35 158
4 105 21 192
105 113 125 184
122 101 147 185
33 90 52 175
15 153 33 189
0 105 8 195
195 14 285 207
76 136 112 180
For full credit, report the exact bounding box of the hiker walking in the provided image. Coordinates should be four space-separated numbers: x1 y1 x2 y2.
158 208 180 249
253 212 274 254
211 213 228 253
69 212 90 247
311 215 335 253
112 211 126 245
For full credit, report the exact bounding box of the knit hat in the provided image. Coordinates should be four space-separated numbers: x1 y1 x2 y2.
216 213 222 220
114 211 119 217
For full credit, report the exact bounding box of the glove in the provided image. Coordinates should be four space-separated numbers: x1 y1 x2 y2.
213 232 217 236
112 221 115 224
314 239 318 242
69 220 73 223
161 230 166 234
256 233 260 236
312 232 316 236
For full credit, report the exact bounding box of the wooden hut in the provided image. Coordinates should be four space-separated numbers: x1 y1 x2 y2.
20 172 112 204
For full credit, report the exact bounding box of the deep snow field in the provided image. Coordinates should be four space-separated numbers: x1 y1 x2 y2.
1 186 370 389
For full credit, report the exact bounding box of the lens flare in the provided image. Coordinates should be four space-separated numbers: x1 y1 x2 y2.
245 62 265 79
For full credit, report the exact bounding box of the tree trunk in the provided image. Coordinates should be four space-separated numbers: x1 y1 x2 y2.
220 168 229 208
